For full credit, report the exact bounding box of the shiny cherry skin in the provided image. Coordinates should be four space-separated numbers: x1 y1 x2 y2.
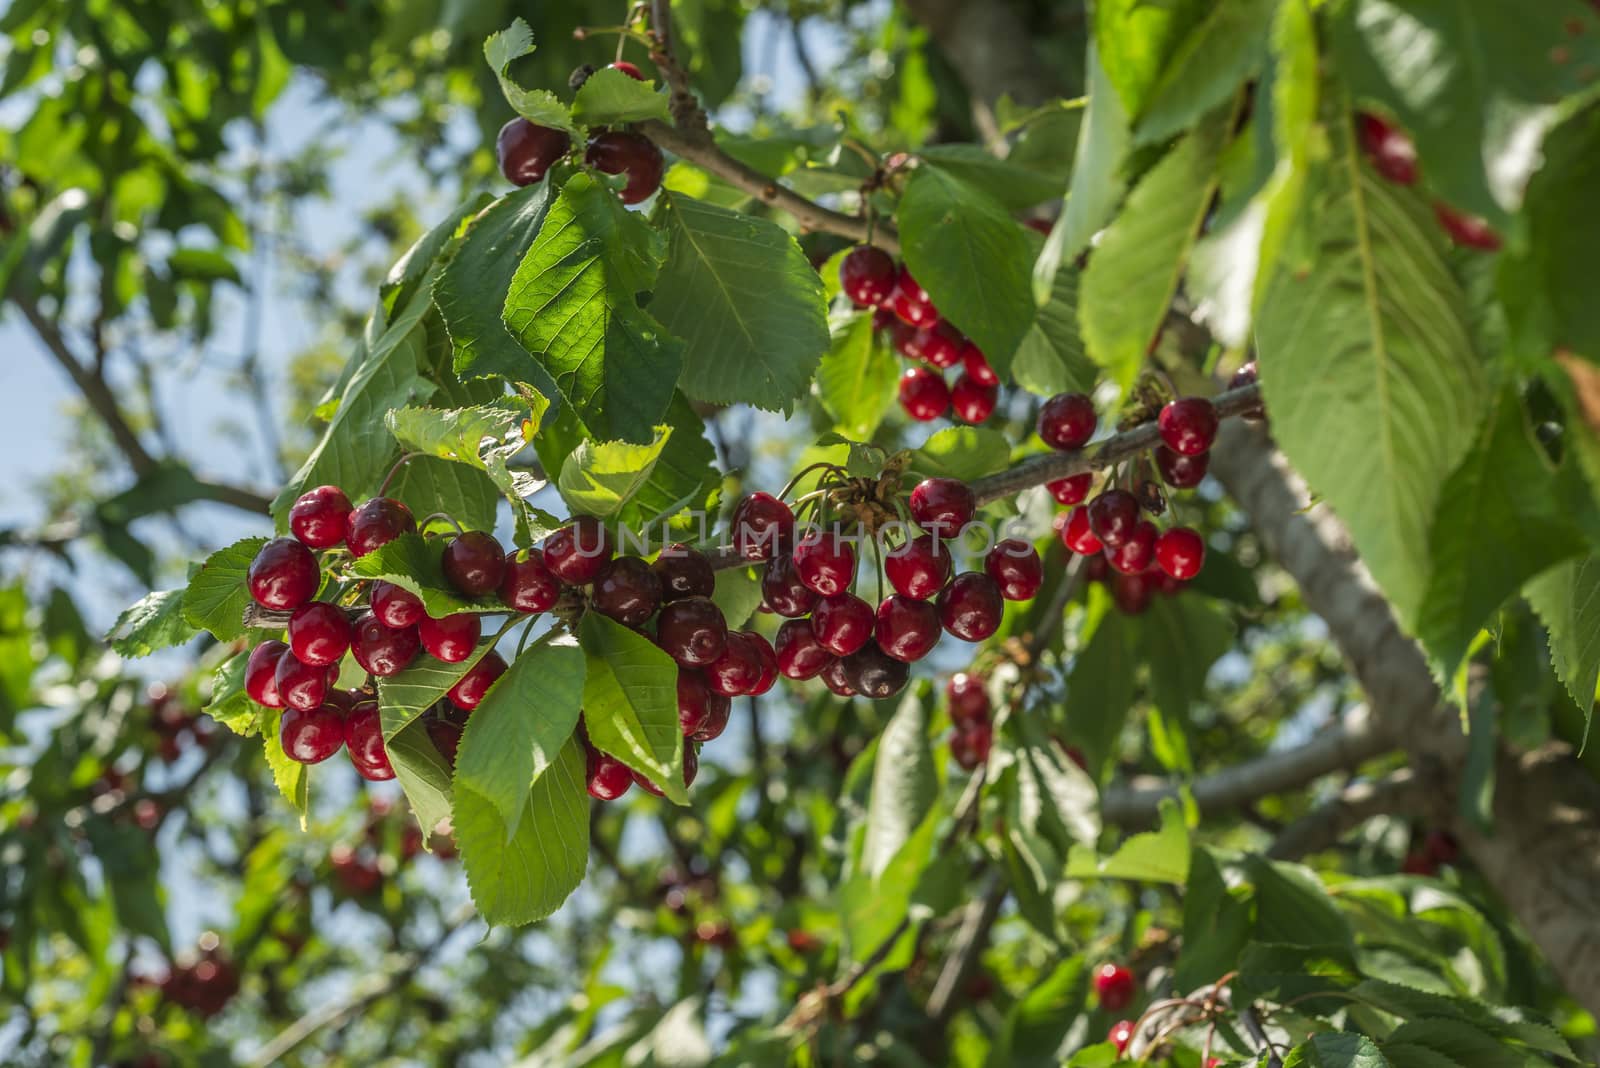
677 669 731 738
442 531 506 597
842 641 911 699
732 492 795 561
839 245 897 307
819 656 858 697
655 596 729 667
1107 1019 1135 1056
350 611 422 676
497 118 572 186
370 580 425 629
1154 527 1205 580
706 631 764 696
909 477 975 538
248 538 320 611
811 592 875 657
937 572 1004 642
501 548 562 613
652 543 715 602
985 539 1043 601
274 651 328 712
287 602 351 668
774 618 832 679
418 613 480 663
1087 489 1141 548
280 704 345 764
245 640 289 707
1433 201 1501 251
585 130 665 204
447 651 507 709
1106 520 1157 575
427 717 463 768
345 701 395 781
1229 360 1266 421
1157 397 1218 456
289 485 351 549
888 264 938 326
898 366 950 421
951 374 998 423
586 746 634 800
793 532 856 597
1059 505 1103 554
592 555 663 626
543 516 615 584
874 595 941 662
1357 113 1418 186
1047 472 1093 505
1112 571 1155 615
945 672 989 726
1094 963 1138 1011
1155 446 1208 488
1037 392 1096 450
761 553 817 617
950 721 992 770
346 497 416 558
745 632 778 696
884 535 952 600
960 340 998 386
914 322 963 368
609 60 646 80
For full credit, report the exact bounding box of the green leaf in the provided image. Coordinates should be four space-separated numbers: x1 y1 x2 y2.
652 191 829 411
203 653 257 737
1138 595 1233 729
571 66 671 125
1283 1033 1389 1068
1175 847 1253 991
384 717 456 838
386 398 548 507
910 426 1012 483
898 167 1034 380
710 566 763 631
456 640 586 837
1382 1020 1526 1068
918 143 1065 211
168 247 240 284
261 713 310 827
1014 260 1097 398
378 639 501 740
841 807 940 963
1038 44 1131 297
1067 798 1189 883
483 19 578 133
557 427 672 522
611 391 720 535
1133 0 1275 145
1000 711 1101 911
1080 117 1225 394
1257 113 1487 625
1093 0 1208 119
504 174 680 443
350 532 503 618
107 589 194 657
1246 856 1355 956
816 311 897 440
182 537 268 643
457 736 589 925
579 613 687 804
1061 589 1137 779
988 956 1088 1068
861 692 936 880
388 454 502 538
1525 556 1600 740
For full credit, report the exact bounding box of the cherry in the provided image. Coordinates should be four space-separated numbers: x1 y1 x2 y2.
280 704 345 764
1094 963 1137 1011
819 656 858 697
706 631 764 696
1155 446 1208 488
1433 201 1501 251
427 717 463 768
418 613 480 663
289 485 352 549
946 672 990 726
909 477 975 537
761 553 818 617
871 306 897 332
899 366 950 421
652 543 715 602
1229 359 1264 414
1154 570 1185 596
874 595 941 662
960 340 998 386
1047 472 1093 505
894 319 930 361
1107 1019 1135 1056
1357 113 1419 186
585 130 665 204
1157 397 1218 456
248 538 320 611
913 322 963 368
887 264 938 326
951 374 998 423
732 492 795 561
1154 527 1205 580
1087 489 1140 547
1106 520 1157 575
344 701 395 781
350 611 422 676
544 516 615 584
1037 392 1096 450
841 641 911 698
677 669 732 740
592 555 663 626
950 721 992 770
287 601 352 667
1111 572 1154 615
775 618 831 679
274 651 328 712
447 651 507 709
586 745 634 800
746 631 779 696
1423 829 1459 864
609 60 646 80
938 572 1004 642
633 741 699 795
811 592 875 657
1401 850 1439 876
1059 505 1103 555
442 531 506 597
497 118 572 186
839 245 897 307
245 640 289 707
656 596 729 666
346 497 416 558
884 535 952 600
793 532 856 597
985 539 1043 600
501 548 562 613
371 580 425 628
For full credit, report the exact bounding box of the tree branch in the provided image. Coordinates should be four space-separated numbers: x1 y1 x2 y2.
1267 768 1420 861
923 871 1005 1025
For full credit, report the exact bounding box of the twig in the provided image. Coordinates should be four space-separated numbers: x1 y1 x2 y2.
923 872 1005 1024
1267 768 1420 860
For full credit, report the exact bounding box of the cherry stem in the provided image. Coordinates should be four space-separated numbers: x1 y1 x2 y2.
419 512 465 536
378 451 423 496
778 462 845 502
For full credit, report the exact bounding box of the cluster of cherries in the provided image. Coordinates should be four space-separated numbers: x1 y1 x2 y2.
1357 112 1500 251
496 60 665 204
837 245 1002 425
944 672 994 772
144 935 239 1019
144 682 215 764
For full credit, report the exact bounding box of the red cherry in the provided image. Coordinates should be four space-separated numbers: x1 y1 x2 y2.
839 246 897 307
274 651 328 712
427 717 463 768
280 704 345 764
1433 201 1501 251
585 130 665 204
871 306 898 333
418 613 480 663
1157 397 1218 456
447 651 507 709
761 553 818 617
677 669 732 739
591 555 663 626
793 532 856 597
248 538 320 611
344 701 395 781
1107 1019 1135 1056
656 596 729 667
946 672 990 726
287 601 352 667
899 366 950 421
371 580 425 628
732 492 795 561
775 618 832 679
652 544 715 602
442 531 506 597
909 477 976 537
840 641 911 698
1047 473 1093 505
985 539 1043 600
913 322 963 368
1154 527 1205 580
1059 506 1103 555
706 631 764 696
888 264 938 326
501 548 562 613
1093 963 1137 1011
288 485 352 549
245 640 289 707
1155 446 1208 488
960 340 998 386
1106 520 1157 575
811 592 875 657
1357 112 1419 186
894 318 930 361
950 721 992 770
745 632 779 696
1087 490 1141 548
938 572 1004 642
346 497 416 558
1423 829 1459 865
350 611 422 677
874 595 941 662
1229 360 1265 421
1111 572 1154 615
609 60 646 80
497 118 572 186
819 656 857 697
885 535 953 600
951 374 998 423
543 516 615 584
1037 392 1096 450
586 745 634 800
1401 850 1440 876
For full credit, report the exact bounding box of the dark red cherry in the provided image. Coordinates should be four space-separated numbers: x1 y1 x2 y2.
656 596 729 667
1155 446 1208 488
245 640 289 707
732 492 795 561
985 539 1043 601
1154 527 1205 580
1037 392 1097 450
652 544 715 602
960 340 998 386
914 322 963 368
793 532 856 597
345 497 416 558
1107 1020 1135 1056
447 651 507 709
1059 505 1103 554
1094 963 1138 1011
1423 829 1459 865
418 613 480 663
501 548 562 613
761 553 817 617
811 592 874 657
839 246 897 307
585 130 665 204
888 264 939 327
280 704 345 764
909 477 976 537
609 60 646 80
543 516 615 584
950 721 992 770
344 701 395 781
898 366 950 421
592 555 663 626
248 538 320 611
1111 571 1154 615
370 580 425 629
1106 520 1157 575
1357 113 1418 186
274 651 328 713
1157 397 1218 456
841 641 911 699
706 631 764 696
937 572 1004 642
945 672 989 726
1047 473 1093 505
1087 490 1141 548
497 118 572 186
287 601 352 667
775 618 831 679
586 745 634 800
677 669 732 739
1433 201 1501 251
951 374 998 424
288 485 351 549
427 717 464 768
442 531 506 597
874 595 941 662
745 631 778 696
884 535 952 600
350 611 422 677
1229 361 1266 421
819 656 858 697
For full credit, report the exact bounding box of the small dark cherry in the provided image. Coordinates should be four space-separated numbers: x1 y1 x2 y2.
497 118 572 186
874 595 941 662
1112 571 1155 615
745 632 779 696
1087 489 1140 548
501 548 562 613
811 592 875 657
677 669 731 738
248 537 320 611
706 631 764 696
885 535 953 600
346 497 416 558
288 601 353 667
1037 392 1097 450
950 721 992 770
914 322 963 368
937 572 1004 642
1106 520 1157 575
1157 397 1218 457
793 532 856 597
1047 473 1093 505
427 718 464 768
839 245 897 307
898 366 950 422
442 531 506 597
819 656 858 697
280 705 345 764
585 130 665 204
960 341 998 386
1155 446 1208 488
418 613 480 663
774 618 832 679
945 672 990 726
345 701 395 781
371 580 425 629
447 651 508 710
1060 505 1103 555
543 516 615 584
841 641 911 699
289 485 351 549
985 539 1043 601
732 492 795 561
652 543 715 602
350 611 422 677
245 640 290 707
951 374 998 424
274 651 328 712
761 553 818 617
909 477 976 538
656 596 729 667
591 555 663 626
586 746 634 800
888 264 938 327
1154 527 1205 580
